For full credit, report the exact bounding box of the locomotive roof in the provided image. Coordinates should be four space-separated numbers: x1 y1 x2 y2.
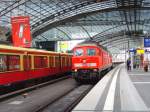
0 45 71 55
76 41 111 55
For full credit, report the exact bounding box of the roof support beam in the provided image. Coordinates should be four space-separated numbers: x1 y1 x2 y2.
0 0 29 17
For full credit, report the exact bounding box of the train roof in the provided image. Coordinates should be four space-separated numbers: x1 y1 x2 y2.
76 41 109 52
0 45 71 55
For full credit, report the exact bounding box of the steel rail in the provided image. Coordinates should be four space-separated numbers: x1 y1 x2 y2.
0 75 70 102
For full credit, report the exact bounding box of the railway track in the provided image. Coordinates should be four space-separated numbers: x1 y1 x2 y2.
0 75 70 102
0 77 92 112
35 85 93 112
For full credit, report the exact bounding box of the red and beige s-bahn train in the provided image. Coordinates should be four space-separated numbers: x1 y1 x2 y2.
72 41 113 83
0 45 72 87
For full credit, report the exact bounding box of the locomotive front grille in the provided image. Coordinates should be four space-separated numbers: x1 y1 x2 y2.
78 69 92 77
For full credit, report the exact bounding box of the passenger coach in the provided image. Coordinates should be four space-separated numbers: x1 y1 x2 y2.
0 45 72 87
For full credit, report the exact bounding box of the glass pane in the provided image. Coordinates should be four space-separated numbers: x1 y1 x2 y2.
87 49 96 56
74 49 84 56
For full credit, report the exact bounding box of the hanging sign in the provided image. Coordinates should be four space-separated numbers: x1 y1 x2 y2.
11 16 32 47
144 38 150 47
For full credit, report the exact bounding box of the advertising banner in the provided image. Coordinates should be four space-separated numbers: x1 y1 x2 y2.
58 41 68 52
11 16 31 47
137 49 144 55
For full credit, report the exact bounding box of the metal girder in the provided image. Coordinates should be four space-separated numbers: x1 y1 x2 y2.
92 25 122 39
60 20 124 26
106 40 139 49
32 0 117 37
100 36 128 45
93 30 125 42
31 1 97 29
32 1 150 38
103 38 139 46
55 27 72 40
58 19 150 27
0 0 29 17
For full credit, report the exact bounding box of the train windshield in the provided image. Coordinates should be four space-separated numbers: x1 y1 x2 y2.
87 48 96 56
74 48 84 56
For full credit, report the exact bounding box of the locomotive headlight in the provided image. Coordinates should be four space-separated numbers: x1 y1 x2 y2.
74 69 77 72
93 69 98 72
83 59 86 63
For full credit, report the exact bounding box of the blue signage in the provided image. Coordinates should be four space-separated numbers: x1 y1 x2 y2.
129 49 136 54
144 38 150 47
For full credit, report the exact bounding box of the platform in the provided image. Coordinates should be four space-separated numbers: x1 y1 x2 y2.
72 64 150 112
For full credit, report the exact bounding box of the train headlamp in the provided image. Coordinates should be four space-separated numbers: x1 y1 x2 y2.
74 69 77 72
93 69 98 72
83 59 86 63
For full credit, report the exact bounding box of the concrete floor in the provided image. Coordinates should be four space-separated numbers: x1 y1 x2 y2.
73 65 150 112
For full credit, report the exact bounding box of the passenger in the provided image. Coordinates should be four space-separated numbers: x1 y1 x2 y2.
127 59 131 70
144 60 149 72
136 60 140 69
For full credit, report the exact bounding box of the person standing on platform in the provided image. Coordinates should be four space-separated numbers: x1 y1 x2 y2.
144 59 149 72
127 58 131 70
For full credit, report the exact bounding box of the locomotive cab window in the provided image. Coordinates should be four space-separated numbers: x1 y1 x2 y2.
87 48 96 56
74 48 84 56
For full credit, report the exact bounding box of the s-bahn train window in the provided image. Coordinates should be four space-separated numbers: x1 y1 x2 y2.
55 56 59 67
7 55 20 71
23 56 31 70
69 57 72 66
74 49 84 56
0 55 7 72
49 56 54 67
87 48 96 56
0 55 20 72
34 56 48 68
61 57 65 67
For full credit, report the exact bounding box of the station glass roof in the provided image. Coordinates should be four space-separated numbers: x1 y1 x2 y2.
0 0 150 53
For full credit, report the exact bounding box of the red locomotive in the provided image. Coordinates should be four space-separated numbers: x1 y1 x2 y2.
0 45 72 87
72 41 112 82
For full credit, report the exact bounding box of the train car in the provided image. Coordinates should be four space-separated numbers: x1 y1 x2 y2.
0 45 72 87
72 41 112 83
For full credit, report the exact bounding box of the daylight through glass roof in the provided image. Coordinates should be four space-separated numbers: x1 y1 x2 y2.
0 0 150 53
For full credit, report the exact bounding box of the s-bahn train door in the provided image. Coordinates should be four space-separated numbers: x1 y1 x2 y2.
58 54 61 71
23 54 32 81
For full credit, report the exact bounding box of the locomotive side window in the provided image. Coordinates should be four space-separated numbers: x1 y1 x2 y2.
74 49 84 56
87 48 96 56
